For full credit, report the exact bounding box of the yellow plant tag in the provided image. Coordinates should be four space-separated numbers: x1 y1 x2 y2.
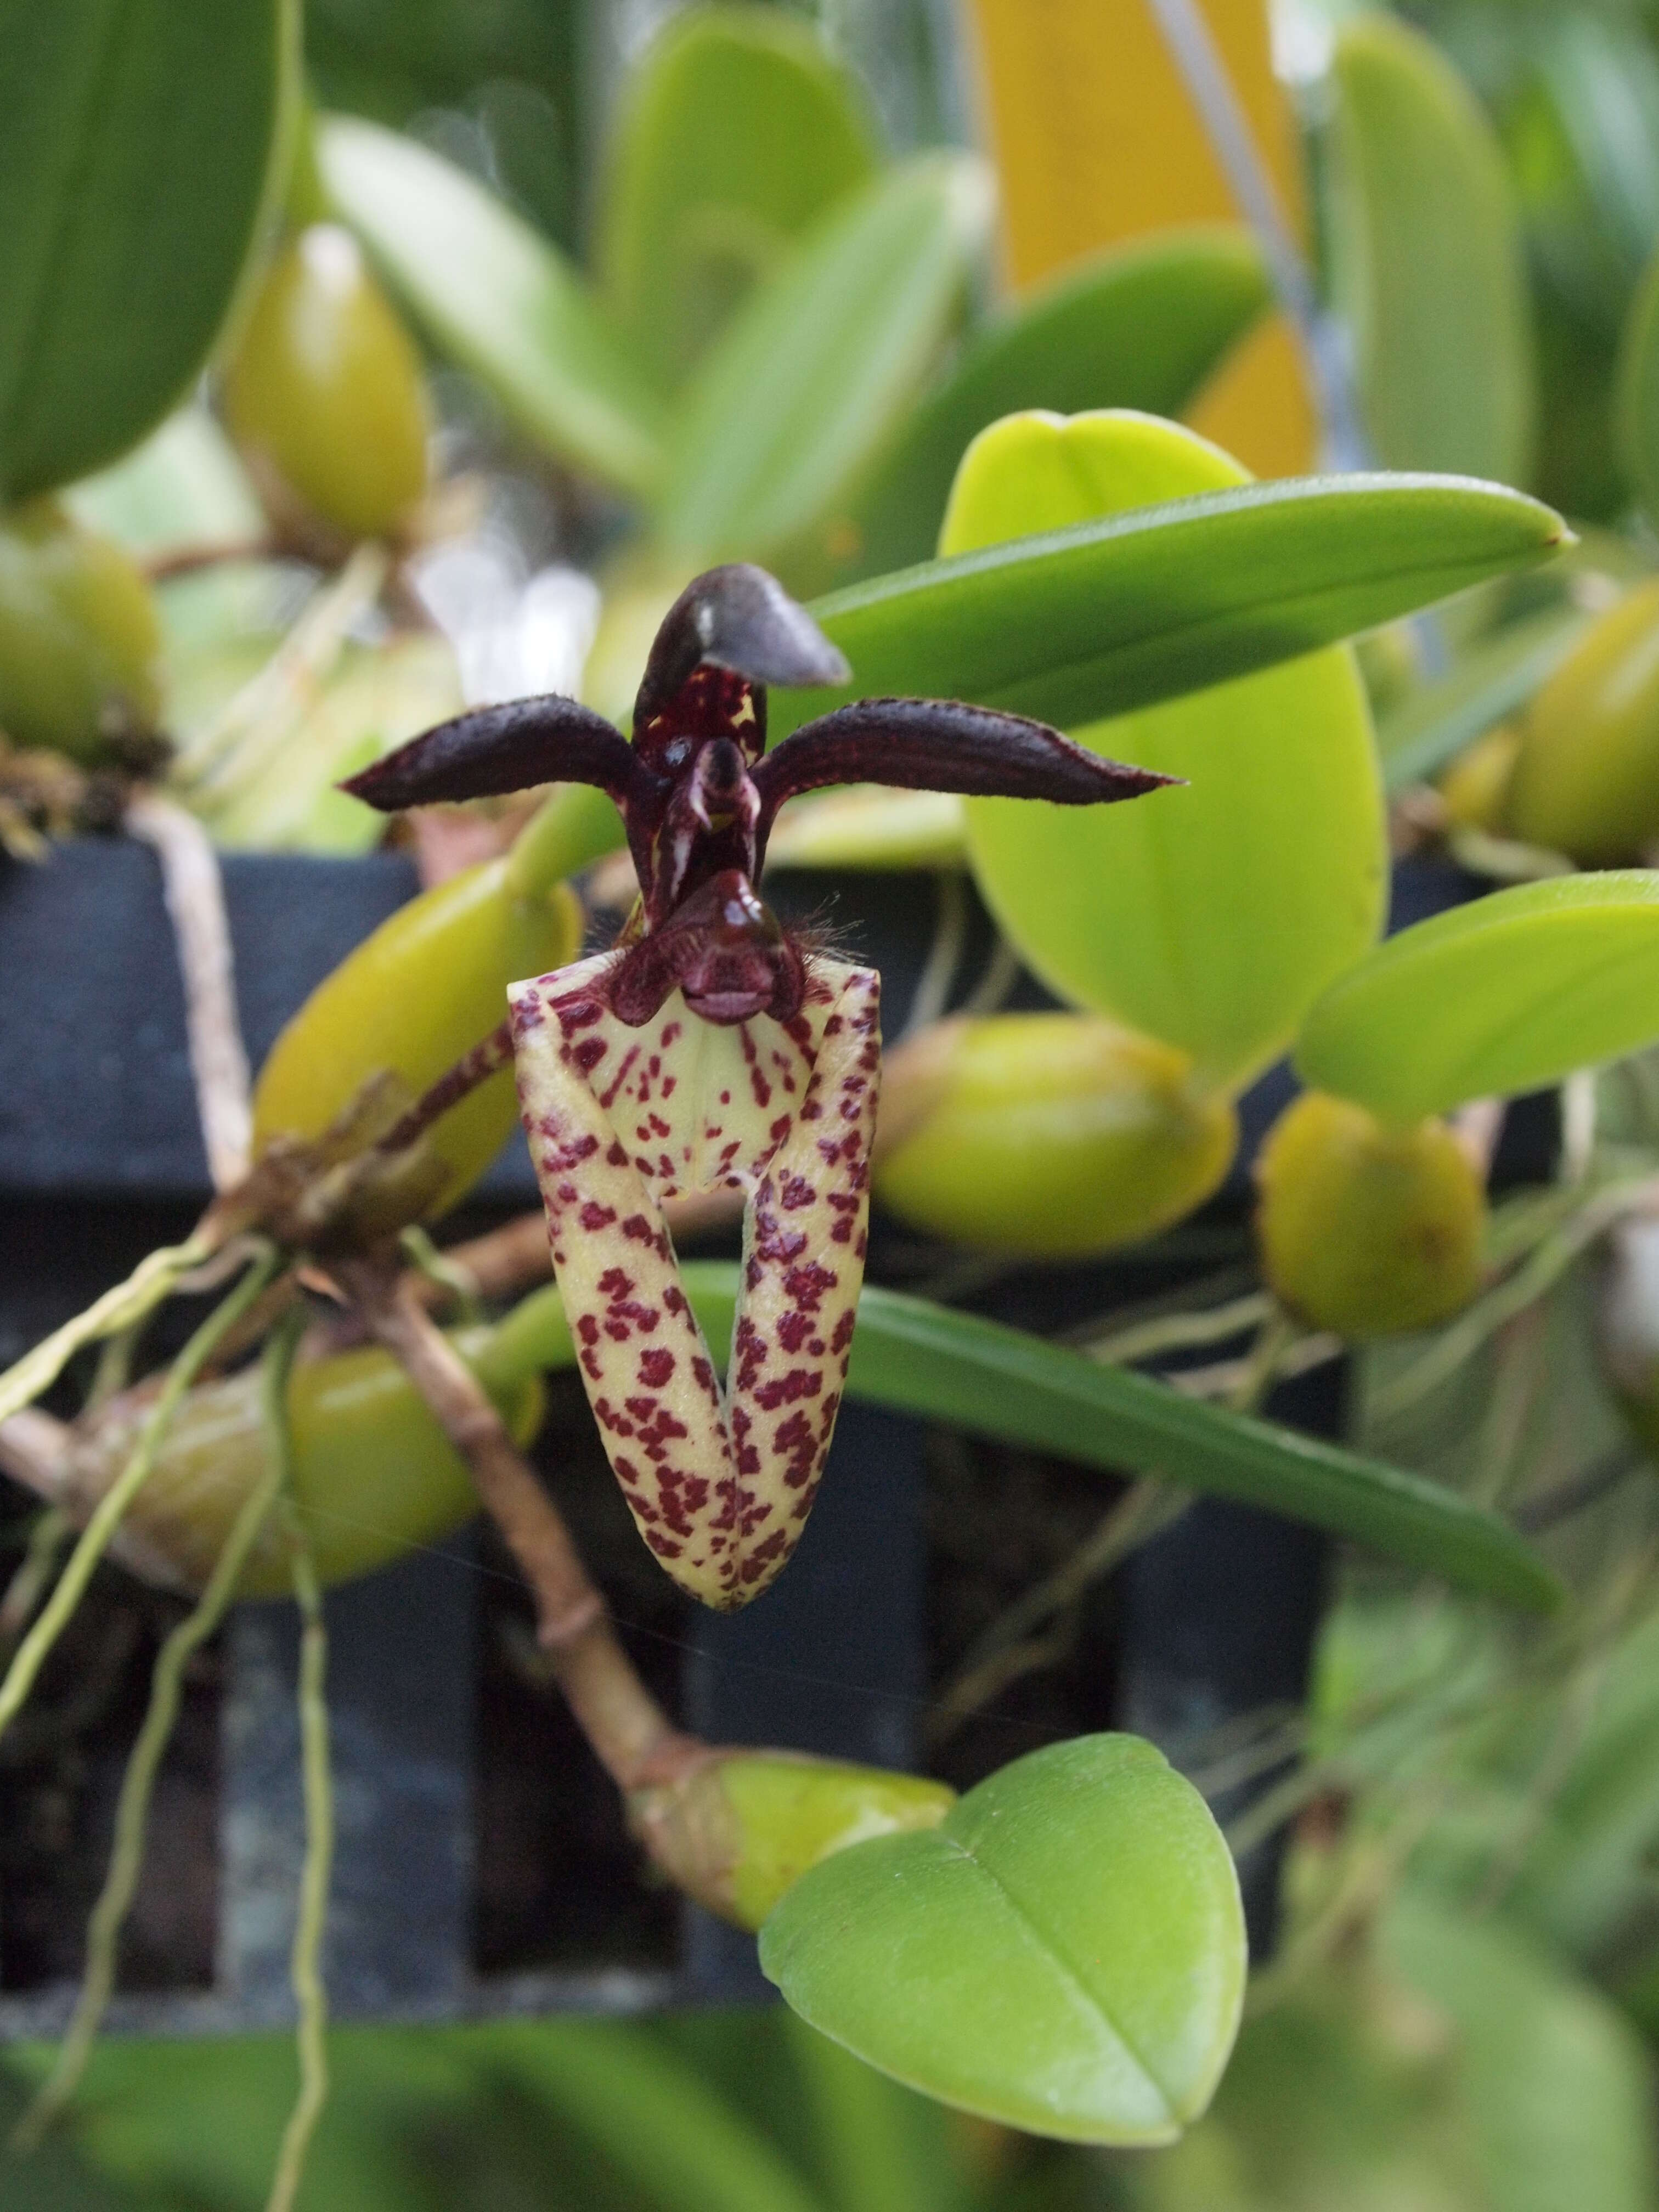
960 0 1316 475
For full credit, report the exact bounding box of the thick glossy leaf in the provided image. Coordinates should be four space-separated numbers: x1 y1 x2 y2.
759 1735 1244 2145
766 471 1568 746
833 225 1272 583
1617 239 1659 527
0 0 294 500
1327 14 1535 487
489 1264 1563 1610
656 153 994 561
954 412 1385 1090
317 116 666 499
1296 873 1659 1124
1377 601 1591 794
595 5 877 392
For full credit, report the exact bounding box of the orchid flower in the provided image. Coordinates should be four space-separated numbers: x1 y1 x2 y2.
346 565 1171 1608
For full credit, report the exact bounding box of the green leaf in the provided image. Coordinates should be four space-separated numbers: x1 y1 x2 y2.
840 1281 1561 1613
0 0 296 501
769 470 1568 744
480 2019 835 2212
833 225 1272 584
486 1266 1564 1611
1377 601 1591 795
1384 1891 1659 2212
317 115 667 499
759 1735 1245 2146
785 2015 971 2212
953 410 1385 1092
656 153 994 561
1328 12 1536 486
1296 872 1659 1124
595 5 878 392
1617 238 1659 528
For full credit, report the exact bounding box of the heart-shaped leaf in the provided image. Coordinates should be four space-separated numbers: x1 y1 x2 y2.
1327 12 1536 484
955 411 1385 1090
1296 872 1659 1122
595 4 878 392
656 152 994 562
0 0 295 500
317 116 667 499
759 1735 1245 2145
831 225 1271 584
764 469 1568 745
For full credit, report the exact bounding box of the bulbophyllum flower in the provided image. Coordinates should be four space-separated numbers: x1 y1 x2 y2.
345 565 1171 1607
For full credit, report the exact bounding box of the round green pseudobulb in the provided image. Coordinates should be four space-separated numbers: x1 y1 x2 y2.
1506 577 1659 863
874 1013 1237 1257
1256 1091 1484 1340
222 223 431 542
65 1329 541 1599
0 499 162 761
251 858 582 1227
631 1751 956 1931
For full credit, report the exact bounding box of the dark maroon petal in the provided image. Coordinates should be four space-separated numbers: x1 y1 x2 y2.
751 697 1181 823
340 696 648 812
634 565 850 730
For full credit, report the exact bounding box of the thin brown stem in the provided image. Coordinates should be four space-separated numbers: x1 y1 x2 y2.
339 1260 698 1794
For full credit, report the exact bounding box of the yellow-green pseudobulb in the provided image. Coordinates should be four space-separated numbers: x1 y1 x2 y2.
223 223 431 543
0 500 162 761
875 1013 1237 1257
1256 1090 1483 1339
632 1752 956 1929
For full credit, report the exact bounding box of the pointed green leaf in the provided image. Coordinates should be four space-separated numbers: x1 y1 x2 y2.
953 411 1386 1091
1328 12 1536 486
1296 872 1659 1124
486 1265 1564 1611
828 225 1272 584
759 1735 1245 2146
766 470 1568 744
0 0 295 500
317 115 667 499
657 152 994 561
595 5 878 391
